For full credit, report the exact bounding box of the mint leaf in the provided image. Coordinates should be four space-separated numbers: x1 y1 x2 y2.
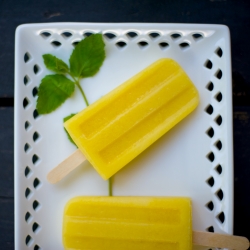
36 75 75 114
69 34 105 78
43 54 69 74
63 114 77 146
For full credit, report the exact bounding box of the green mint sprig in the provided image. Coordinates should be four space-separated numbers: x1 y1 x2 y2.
36 34 105 114
36 34 112 196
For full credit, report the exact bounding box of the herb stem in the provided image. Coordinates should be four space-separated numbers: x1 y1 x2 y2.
75 80 89 106
108 177 113 196
69 73 89 106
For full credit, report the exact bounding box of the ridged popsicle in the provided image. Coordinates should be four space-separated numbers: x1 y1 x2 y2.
63 196 192 250
64 58 199 180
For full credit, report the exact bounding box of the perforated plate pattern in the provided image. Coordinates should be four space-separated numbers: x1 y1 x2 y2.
15 23 233 250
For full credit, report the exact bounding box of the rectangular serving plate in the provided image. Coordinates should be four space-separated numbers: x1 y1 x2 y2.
15 23 233 250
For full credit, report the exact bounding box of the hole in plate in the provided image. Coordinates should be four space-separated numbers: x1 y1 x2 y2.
24 143 31 153
217 212 225 223
25 121 31 131
51 41 62 48
215 164 222 174
34 245 41 250
24 75 30 85
25 235 33 246
215 47 223 57
206 226 214 232
204 59 213 69
215 115 222 126
40 31 51 39
126 31 138 39
216 189 224 200
32 222 41 233
206 176 215 187
215 92 222 102
207 152 215 162
215 69 223 79
24 52 31 63
206 127 214 138
116 41 127 48
171 33 182 40
104 32 116 39
215 140 222 150
32 87 38 97
159 42 169 49
61 31 72 38
33 131 40 142
83 32 93 37
33 178 41 189
192 33 203 41
72 40 80 47
206 201 214 211
149 32 160 39
33 64 40 74
25 188 32 199
205 104 213 115
179 42 190 49
206 82 214 91
25 166 32 178
23 97 30 109
138 41 149 48
33 109 40 119
32 154 40 165
25 211 32 223
33 200 41 211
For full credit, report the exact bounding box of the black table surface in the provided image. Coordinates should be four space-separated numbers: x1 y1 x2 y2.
1 0 250 249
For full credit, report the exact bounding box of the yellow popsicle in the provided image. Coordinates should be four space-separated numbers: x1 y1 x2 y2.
64 58 199 180
62 197 250 250
63 196 192 250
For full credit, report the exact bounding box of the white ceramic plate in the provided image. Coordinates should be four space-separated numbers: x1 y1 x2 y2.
15 23 233 250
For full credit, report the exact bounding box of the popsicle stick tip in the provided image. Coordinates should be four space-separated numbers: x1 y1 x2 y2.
47 172 59 184
193 231 249 250
46 149 86 184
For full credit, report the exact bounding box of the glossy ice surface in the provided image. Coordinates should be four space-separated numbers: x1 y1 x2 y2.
63 196 192 250
65 59 199 179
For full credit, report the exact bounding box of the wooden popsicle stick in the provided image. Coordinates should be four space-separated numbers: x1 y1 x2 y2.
193 231 249 250
47 149 85 184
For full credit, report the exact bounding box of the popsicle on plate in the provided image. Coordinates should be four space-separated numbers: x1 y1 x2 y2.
47 58 199 183
63 197 249 250
63 196 192 250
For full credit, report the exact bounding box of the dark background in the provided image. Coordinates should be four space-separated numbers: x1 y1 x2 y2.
0 0 250 249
